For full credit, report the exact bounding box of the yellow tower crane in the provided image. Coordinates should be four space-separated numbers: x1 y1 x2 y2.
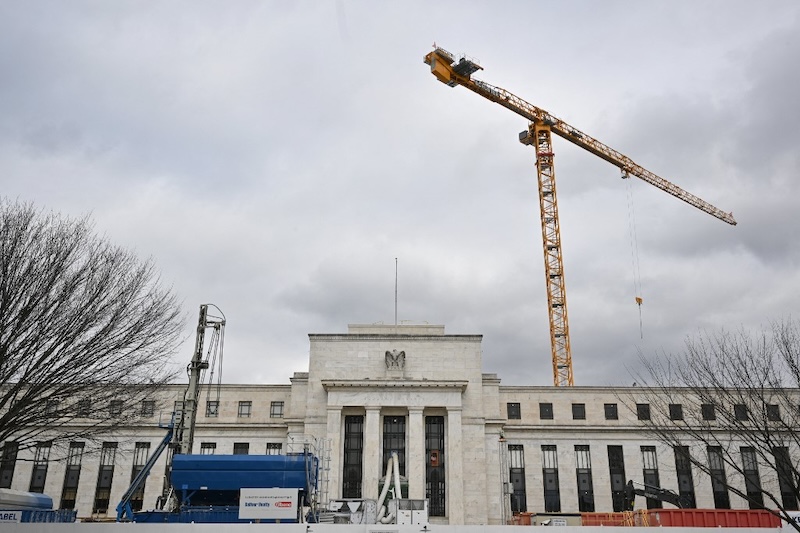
423 46 736 387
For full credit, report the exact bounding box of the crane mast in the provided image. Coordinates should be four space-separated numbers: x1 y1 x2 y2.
521 122 573 386
423 46 736 386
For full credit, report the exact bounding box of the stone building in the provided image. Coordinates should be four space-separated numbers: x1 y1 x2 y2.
0 323 793 523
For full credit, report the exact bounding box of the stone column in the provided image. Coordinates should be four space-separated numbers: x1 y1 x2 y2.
447 407 464 524
326 407 342 500
407 407 425 499
363 407 381 499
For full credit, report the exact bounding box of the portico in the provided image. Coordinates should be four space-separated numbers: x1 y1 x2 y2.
291 324 493 524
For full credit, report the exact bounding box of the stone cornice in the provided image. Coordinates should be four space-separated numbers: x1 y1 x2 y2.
322 379 468 391
309 334 482 342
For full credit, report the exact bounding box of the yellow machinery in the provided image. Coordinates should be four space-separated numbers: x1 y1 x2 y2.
423 46 736 387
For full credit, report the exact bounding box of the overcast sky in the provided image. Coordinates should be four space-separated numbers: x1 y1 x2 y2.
2 1 799 387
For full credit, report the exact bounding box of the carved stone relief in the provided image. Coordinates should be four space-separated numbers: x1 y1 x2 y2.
385 349 405 370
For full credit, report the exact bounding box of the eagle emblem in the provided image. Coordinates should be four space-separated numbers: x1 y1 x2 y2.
385 349 405 369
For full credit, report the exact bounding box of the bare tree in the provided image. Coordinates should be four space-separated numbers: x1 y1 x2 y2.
0 199 183 454
629 319 800 529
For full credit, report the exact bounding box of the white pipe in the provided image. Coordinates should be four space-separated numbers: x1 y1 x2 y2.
376 453 395 521
378 452 402 523
392 451 403 500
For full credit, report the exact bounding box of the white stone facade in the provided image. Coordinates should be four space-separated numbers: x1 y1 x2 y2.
0 323 788 523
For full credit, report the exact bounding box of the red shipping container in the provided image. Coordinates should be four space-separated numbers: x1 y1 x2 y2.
582 512 628 526
645 509 780 528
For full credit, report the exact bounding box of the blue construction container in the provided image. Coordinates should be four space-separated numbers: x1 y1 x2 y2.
171 453 317 494
133 453 319 523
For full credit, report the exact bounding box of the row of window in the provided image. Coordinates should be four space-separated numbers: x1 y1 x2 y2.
29 398 287 420
636 402 782 422
340 414 448 517
5 436 796 515
202 400 284 418
0 440 144 514
507 401 786 422
33 398 155 418
506 443 799 514
199 442 283 455
43 398 786 423
0 439 285 514
507 402 618 421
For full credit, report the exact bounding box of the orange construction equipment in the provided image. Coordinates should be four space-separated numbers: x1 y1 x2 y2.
423 46 736 387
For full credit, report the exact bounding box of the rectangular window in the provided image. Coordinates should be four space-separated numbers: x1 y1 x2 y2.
200 442 216 455
238 401 252 418
607 445 626 512
0 441 18 489
343 415 364 498
508 444 527 513
669 404 683 421
29 442 51 493
426 416 446 517
542 445 561 512
539 403 554 420
701 403 716 421
641 446 661 509
383 415 406 476
734 404 748 421
205 400 219 417
674 446 696 508
774 447 798 510
708 446 731 509
266 443 282 455
575 445 595 512
133 442 150 466
141 400 155 418
572 404 586 420
130 442 150 512
637 404 651 421
109 400 123 417
270 401 284 418
641 446 658 470
233 442 249 455
741 447 763 508
76 397 91 417
507 402 521 420
767 404 781 422
93 442 117 513
604 403 619 420
60 442 84 510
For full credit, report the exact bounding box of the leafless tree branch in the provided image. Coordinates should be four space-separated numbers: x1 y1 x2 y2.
626 319 800 530
0 199 183 452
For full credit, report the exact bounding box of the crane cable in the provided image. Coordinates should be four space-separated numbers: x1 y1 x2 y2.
623 171 644 338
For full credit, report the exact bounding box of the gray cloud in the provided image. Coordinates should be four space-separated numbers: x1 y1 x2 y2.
2 1 798 387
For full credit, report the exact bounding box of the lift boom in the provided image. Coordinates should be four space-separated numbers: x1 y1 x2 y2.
623 480 692 510
424 47 736 387
117 304 226 521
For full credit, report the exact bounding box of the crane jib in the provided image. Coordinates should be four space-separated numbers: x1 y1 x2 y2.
467 78 736 226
